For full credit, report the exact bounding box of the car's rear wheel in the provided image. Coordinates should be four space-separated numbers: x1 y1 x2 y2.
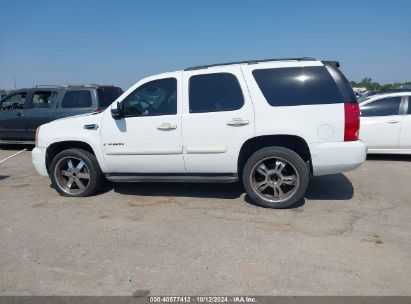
242 146 309 208
50 148 104 197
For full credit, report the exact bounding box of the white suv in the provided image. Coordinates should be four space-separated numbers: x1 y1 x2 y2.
32 57 367 208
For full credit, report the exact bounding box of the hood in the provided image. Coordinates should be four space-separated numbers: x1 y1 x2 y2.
55 111 101 122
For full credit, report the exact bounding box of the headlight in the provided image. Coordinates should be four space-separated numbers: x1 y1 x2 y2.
35 127 40 147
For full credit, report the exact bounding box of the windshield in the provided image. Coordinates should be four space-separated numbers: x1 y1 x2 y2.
97 87 123 108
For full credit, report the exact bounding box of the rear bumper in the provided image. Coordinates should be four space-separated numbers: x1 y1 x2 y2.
32 147 48 177
310 141 367 176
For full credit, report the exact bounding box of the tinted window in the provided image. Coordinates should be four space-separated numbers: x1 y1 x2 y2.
1 92 26 111
252 66 343 106
61 90 92 108
30 91 58 108
189 73 244 113
97 87 123 108
123 78 177 117
323 61 356 102
408 97 411 114
360 97 402 117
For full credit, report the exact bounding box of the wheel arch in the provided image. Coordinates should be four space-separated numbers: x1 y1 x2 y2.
45 141 97 174
237 135 312 175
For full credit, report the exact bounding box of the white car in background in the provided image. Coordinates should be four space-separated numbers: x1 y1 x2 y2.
360 90 411 154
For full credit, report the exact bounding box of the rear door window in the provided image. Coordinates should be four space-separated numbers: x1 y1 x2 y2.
30 91 58 108
97 87 123 108
252 66 343 106
189 73 244 113
61 90 92 108
360 97 402 117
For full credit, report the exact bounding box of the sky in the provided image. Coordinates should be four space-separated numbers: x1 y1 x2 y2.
0 0 410 90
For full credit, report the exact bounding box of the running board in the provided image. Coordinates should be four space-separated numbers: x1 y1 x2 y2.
105 173 239 183
0 140 35 145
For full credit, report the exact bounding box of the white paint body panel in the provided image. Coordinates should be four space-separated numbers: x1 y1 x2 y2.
360 115 402 149
35 112 108 173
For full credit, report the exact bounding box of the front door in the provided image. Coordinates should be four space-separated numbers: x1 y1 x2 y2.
101 72 185 173
182 66 255 173
0 92 27 140
360 96 403 149
24 90 59 139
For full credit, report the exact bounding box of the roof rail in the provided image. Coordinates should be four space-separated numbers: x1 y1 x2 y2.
64 84 100 88
184 57 316 71
35 85 64 88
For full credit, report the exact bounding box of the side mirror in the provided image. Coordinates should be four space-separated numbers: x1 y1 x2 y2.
111 101 124 119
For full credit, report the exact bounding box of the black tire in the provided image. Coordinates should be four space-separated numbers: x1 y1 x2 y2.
50 148 105 197
242 146 309 208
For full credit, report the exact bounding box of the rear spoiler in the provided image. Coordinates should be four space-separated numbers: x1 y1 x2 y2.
322 60 340 68
322 61 356 102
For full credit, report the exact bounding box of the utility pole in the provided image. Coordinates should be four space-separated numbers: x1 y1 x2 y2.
13 77 17 90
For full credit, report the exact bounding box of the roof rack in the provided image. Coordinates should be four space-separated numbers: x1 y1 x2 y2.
184 57 316 71
64 84 100 88
35 85 64 88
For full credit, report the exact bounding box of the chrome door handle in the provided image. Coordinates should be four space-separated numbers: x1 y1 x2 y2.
157 123 177 130
227 118 250 126
387 120 400 124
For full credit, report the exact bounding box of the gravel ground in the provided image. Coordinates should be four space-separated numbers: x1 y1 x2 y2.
0 147 410 296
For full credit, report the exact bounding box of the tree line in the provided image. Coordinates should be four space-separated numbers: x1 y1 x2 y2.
350 78 411 91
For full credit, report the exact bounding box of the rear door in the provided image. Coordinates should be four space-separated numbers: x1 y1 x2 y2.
399 95 411 149
360 96 403 149
0 91 27 140
23 90 60 139
182 66 254 173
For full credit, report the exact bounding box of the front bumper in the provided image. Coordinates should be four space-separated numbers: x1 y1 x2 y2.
310 140 367 176
32 147 48 177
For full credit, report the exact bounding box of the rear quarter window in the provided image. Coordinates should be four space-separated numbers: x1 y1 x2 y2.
61 90 92 108
252 66 344 106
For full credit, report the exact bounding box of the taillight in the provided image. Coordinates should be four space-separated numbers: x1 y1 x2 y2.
344 102 360 141
93 108 102 113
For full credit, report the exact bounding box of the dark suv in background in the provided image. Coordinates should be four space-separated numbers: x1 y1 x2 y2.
0 84 123 143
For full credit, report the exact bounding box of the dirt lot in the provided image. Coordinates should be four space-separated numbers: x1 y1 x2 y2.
0 147 410 296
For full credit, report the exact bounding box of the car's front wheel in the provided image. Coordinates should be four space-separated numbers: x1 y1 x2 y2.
50 148 104 197
242 146 309 208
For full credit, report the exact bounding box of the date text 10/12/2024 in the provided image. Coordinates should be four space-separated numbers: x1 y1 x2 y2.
149 296 257 303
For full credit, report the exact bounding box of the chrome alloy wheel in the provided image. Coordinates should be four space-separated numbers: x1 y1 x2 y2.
250 156 300 203
54 156 91 195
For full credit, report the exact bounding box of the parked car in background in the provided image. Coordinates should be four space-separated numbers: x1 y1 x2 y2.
357 90 380 102
359 90 411 154
0 84 123 144
32 57 366 208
